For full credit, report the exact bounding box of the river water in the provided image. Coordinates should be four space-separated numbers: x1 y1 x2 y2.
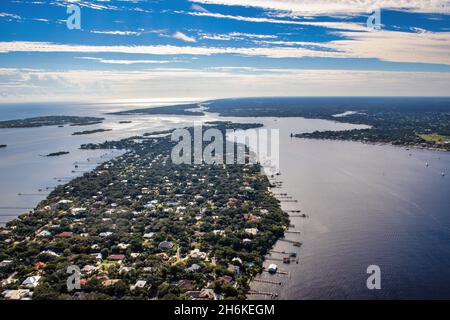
0 101 449 299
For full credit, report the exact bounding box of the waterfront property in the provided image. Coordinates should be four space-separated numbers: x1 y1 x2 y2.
0 122 288 300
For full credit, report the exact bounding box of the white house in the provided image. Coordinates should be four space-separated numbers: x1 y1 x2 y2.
22 276 41 288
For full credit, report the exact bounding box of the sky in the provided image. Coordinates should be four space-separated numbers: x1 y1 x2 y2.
0 0 449 102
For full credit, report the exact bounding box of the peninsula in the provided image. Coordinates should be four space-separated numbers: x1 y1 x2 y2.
44 151 70 157
72 129 112 136
0 116 105 129
0 122 288 300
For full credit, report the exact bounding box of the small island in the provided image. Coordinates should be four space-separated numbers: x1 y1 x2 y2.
44 151 70 157
119 121 132 124
110 104 205 116
0 144 7 148
72 129 112 136
0 116 105 129
70 121 104 127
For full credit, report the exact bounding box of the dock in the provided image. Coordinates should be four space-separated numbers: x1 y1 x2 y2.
262 269 289 275
247 290 279 297
253 278 282 285
279 239 302 246
269 250 287 254
264 257 284 262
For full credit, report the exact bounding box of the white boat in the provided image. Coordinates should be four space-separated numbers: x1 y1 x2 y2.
268 264 278 274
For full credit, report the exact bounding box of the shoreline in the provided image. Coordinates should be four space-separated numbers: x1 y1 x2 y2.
246 176 304 300
0 122 289 300
294 136 450 153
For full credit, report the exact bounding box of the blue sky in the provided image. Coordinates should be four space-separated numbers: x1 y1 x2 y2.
0 0 449 102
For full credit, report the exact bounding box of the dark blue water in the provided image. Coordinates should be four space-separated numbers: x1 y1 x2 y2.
245 118 450 300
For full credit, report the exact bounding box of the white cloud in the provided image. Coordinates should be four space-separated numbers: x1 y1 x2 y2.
75 57 179 64
184 11 368 31
33 18 50 22
1 30 449 65
189 0 450 16
0 41 344 59
329 29 450 65
229 32 278 39
1 67 449 101
191 3 210 13
0 12 21 20
200 31 277 41
51 0 119 11
91 30 142 36
172 31 197 43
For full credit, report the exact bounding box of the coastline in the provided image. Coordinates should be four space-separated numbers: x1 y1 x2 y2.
0 122 289 300
294 136 450 153
246 174 304 300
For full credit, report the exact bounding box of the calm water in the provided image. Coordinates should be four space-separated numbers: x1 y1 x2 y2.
0 101 449 299
246 119 450 300
0 100 213 224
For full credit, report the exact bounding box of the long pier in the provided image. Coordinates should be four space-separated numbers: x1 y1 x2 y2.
253 279 282 285
269 250 289 255
279 239 302 246
247 290 279 297
0 207 33 210
262 269 289 275
265 257 284 262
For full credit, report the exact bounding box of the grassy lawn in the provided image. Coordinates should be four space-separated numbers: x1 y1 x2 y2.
418 133 450 144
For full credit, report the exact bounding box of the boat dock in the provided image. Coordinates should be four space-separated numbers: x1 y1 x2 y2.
289 214 307 218
262 269 289 275
247 290 279 298
253 278 282 285
279 239 302 246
